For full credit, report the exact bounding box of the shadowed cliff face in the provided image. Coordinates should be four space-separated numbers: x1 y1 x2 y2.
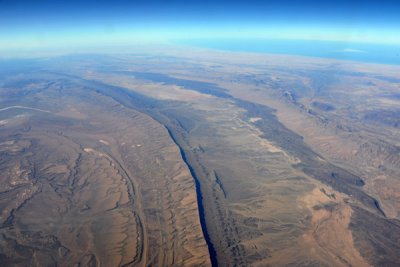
1 50 400 267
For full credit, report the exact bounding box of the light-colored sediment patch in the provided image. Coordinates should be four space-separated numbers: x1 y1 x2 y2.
249 117 262 123
83 147 106 158
301 186 371 267
131 144 142 148
99 139 109 145
0 140 15 146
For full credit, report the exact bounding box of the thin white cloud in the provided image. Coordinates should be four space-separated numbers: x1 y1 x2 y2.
342 48 367 53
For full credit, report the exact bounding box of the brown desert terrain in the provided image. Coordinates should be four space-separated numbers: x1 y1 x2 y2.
0 48 400 266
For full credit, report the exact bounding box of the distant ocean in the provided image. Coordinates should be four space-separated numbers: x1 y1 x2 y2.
176 39 400 65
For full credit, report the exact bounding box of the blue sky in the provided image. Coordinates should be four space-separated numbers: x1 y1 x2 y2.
1 0 400 50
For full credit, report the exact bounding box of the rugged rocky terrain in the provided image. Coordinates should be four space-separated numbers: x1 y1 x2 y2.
0 71 209 266
1 49 400 266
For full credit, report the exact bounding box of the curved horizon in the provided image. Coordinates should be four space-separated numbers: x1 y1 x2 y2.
1 0 400 52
